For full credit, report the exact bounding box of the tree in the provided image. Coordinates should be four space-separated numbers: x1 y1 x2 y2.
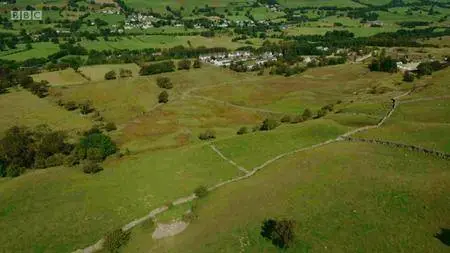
0 126 35 171
158 91 169 103
403 71 414 82
194 185 208 198
193 59 201 68
260 119 279 131
104 70 117 80
78 132 117 160
302 108 312 120
417 62 433 76
177 59 191 70
156 76 173 89
261 218 296 249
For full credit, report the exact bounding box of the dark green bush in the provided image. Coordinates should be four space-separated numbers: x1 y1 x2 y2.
302 108 312 120
177 59 191 70
45 153 66 167
261 218 296 249
104 228 131 253
198 129 216 140
403 71 414 82
104 70 117 80
194 185 208 198
260 119 279 131
64 101 78 111
236 126 248 135
156 77 173 89
86 148 104 162
158 91 169 103
78 132 117 160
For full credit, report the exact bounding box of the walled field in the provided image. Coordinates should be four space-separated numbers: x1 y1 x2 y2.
32 68 88 86
135 141 449 253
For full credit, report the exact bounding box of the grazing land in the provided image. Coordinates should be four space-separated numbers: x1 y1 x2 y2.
0 0 449 252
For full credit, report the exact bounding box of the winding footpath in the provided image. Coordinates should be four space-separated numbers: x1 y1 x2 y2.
72 89 421 253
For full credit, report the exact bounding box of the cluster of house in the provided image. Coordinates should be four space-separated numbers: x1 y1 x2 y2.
396 61 421 72
124 13 157 30
199 51 281 69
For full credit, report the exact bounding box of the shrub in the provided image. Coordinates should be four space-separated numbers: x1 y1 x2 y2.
280 115 291 123
193 59 201 68
290 115 304 124
140 218 155 231
260 119 279 131
403 71 414 82
104 70 117 80
119 68 132 78
64 101 78 111
86 148 104 162
158 91 169 103
104 122 117 132
236 126 248 135
82 161 103 174
252 125 260 132
156 76 173 89
78 132 117 160
261 218 296 249
316 108 328 118
194 185 208 198
104 229 131 253
139 61 175 76
79 100 94 115
177 59 191 70
64 153 80 167
45 153 65 167
198 129 216 140
6 165 26 177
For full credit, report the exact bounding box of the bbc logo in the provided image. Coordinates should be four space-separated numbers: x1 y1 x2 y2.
11 11 43 21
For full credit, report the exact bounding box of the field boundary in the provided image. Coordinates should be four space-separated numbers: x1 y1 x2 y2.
72 89 415 253
342 137 450 160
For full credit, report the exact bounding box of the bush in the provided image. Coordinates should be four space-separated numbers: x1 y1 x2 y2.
156 76 173 89
64 101 78 111
64 153 80 167
260 119 279 131
78 132 117 160
45 153 65 167
261 218 296 249
290 115 304 124
104 122 117 132
139 61 175 76
104 70 117 80
403 71 414 82
140 218 155 231
193 59 201 68
301 108 311 121
86 148 104 162
79 100 94 115
158 91 169 103
119 68 132 78
104 229 131 253
6 165 26 177
177 59 191 70
194 185 208 198
82 162 103 174
198 129 216 140
280 115 291 123
236 126 248 135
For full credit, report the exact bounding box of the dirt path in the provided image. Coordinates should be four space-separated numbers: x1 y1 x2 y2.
71 89 415 253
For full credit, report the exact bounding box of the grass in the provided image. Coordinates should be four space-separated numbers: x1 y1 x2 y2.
142 142 450 253
0 144 241 253
0 42 60 61
78 63 141 82
0 89 92 136
32 68 87 86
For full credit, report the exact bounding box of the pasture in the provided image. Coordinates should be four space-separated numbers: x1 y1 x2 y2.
138 141 450 253
32 68 88 86
78 63 141 82
0 42 60 61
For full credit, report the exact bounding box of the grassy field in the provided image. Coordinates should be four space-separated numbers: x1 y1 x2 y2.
129 141 450 253
78 63 141 82
0 42 60 61
0 144 241 253
32 68 88 86
0 89 92 136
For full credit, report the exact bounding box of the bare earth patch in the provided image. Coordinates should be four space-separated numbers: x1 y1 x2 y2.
152 221 189 239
